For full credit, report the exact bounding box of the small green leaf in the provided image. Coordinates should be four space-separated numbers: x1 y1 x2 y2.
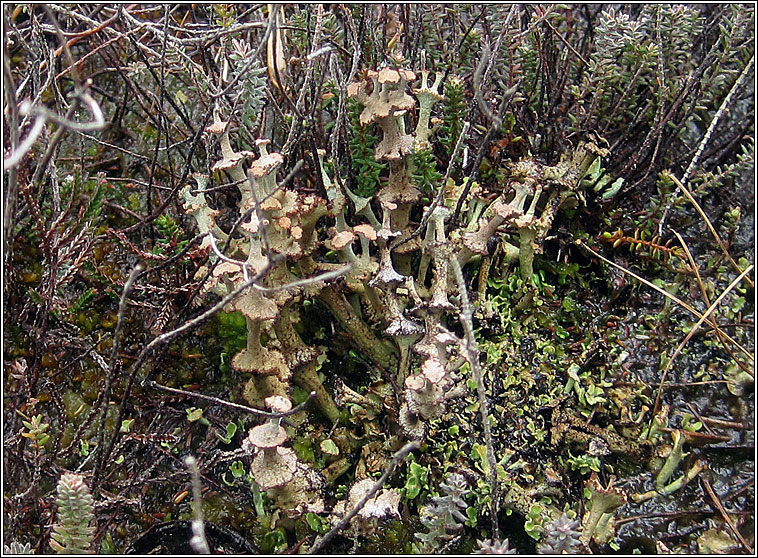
561 297 577 313
305 512 328 534
217 421 238 443
292 385 310 405
465 506 478 527
219 352 231 374
230 460 246 479
305 512 320 532
602 177 625 200
186 407 203 422
403 461 429 500
471 443 490 475
120 419 135 433
261 528 287 553
586 157 602 183
320 439 339 456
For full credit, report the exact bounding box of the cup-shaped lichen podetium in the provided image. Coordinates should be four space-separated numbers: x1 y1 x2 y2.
232 313 291 407
580 473 627 547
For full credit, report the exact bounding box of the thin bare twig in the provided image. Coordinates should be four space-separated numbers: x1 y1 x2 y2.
701 474 754 553
682 54 754 187
147 382 316 419
453 31 515 226
542 15 589 66
308 441 420 554
184 455 211 554
2 6 20 265
673 230 710 306
2 7 105 174
12 10 106 178
121 104 214 234
207 233 251 280
392 121 470 251
449 255 500 539
92 264 144 494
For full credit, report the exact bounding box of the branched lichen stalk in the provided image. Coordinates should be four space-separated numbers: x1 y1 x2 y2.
273 306 339 423
518 226 537 282
318 285 397 371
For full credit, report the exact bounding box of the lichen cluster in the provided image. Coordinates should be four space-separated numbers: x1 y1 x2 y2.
181 55 656 550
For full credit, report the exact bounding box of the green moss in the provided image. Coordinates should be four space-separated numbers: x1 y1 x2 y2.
216 311 247 355
291 436 317 465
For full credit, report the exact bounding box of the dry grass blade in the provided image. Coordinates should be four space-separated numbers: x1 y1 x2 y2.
673 230 710 306
576 239 754 364
666 172 754 289
672 230 750 374
651 264 753 421
701 474 754 554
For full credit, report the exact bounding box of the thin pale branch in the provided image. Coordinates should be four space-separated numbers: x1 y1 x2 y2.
449 254 500 539
308 441 420 554
147 381 316 419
